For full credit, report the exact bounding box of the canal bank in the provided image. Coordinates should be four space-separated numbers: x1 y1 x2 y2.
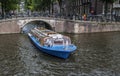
64 21 120 33
0 20 20 34
0 19 120 34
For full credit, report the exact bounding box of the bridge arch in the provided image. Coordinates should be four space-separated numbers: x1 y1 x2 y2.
21 20 54 33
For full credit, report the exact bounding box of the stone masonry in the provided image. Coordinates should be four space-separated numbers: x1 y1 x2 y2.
0 18 120 34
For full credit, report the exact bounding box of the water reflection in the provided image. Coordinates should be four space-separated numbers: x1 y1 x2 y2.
0 32 120 76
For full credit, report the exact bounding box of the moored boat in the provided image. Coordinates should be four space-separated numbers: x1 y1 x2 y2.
28 27 77 59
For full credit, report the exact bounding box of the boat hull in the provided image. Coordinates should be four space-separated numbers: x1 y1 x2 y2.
28 33 76 59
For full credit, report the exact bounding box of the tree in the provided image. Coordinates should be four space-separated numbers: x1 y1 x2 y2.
32 0 56 14
25 0 35 11
0 0 20 18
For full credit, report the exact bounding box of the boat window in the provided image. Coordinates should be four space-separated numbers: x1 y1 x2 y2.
54 40 63 45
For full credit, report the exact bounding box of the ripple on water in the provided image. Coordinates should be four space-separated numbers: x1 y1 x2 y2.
0 32 120 76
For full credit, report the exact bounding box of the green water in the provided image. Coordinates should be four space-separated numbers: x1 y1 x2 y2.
0 32 120 76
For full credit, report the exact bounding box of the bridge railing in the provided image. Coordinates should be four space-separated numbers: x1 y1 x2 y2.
0 14 120 22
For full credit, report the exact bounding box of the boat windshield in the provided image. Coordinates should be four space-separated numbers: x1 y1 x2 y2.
54 38 64 45
53 36 71 46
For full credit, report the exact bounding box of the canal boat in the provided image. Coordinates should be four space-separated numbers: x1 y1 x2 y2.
28 27 77 59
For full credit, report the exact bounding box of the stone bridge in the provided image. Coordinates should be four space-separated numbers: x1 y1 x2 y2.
17 17 58 29
0 17 66 34
0 17 120 34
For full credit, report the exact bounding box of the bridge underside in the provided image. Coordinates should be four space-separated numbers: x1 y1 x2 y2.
21 20 53 34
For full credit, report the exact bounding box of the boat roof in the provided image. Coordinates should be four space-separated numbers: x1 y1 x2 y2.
31 27 70 39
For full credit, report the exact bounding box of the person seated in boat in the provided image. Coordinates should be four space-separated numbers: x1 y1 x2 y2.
44 37 53 47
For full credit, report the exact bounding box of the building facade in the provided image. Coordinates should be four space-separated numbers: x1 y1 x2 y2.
57 0 119 21
64 0 91 16
62 0 104 18
91 0 103 15
113 0 120 16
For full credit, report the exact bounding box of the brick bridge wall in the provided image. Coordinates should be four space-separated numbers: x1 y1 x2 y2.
0 19 120 34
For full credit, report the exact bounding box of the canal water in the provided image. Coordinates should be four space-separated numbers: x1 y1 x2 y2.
0 32 120 76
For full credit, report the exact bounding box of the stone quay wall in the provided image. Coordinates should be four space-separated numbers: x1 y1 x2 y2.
62 20 120 33
0 19 120 34
0 20 20 34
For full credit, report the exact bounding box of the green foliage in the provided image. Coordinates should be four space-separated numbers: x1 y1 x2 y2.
0 0 20 11
25 0 35 11
25 0 60 11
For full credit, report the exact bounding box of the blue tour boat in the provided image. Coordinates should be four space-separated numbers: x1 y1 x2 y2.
28 27 77 59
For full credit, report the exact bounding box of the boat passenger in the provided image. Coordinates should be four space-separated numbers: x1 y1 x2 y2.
44 38 53 47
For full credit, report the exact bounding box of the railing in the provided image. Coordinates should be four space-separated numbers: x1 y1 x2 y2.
0 13 120 22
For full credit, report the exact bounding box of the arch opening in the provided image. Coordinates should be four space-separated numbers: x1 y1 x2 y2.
21 20 53 34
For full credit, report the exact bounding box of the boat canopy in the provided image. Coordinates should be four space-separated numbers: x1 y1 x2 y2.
30 27 71 47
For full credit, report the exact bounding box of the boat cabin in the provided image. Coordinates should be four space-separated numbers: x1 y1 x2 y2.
31 28 71 47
